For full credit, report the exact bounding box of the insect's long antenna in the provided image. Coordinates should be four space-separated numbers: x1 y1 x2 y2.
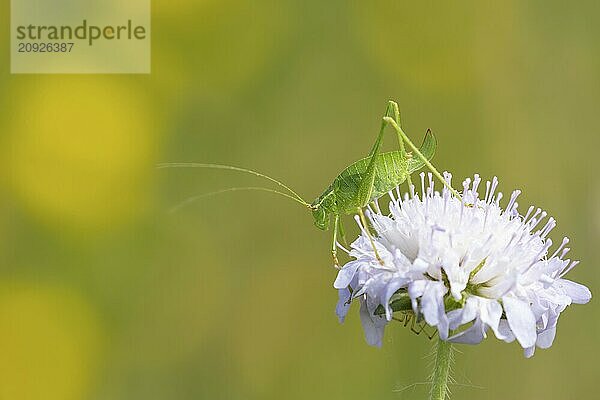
168 186 309 214
157 162 310 207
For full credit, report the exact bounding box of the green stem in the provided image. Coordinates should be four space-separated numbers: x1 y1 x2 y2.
429 339 453 400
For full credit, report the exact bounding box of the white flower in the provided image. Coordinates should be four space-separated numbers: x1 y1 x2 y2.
334 172 591 357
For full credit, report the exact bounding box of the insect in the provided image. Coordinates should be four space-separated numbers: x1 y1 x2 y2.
159 101 456 266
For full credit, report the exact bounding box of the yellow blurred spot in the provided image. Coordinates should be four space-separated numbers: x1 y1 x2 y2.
0 282 104 400
2 77 157 231
353 1 478 91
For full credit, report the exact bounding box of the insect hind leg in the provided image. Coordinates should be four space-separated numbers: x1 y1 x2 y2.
337 216 348 247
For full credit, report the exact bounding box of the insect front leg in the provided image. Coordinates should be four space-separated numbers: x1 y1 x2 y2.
332 214 340 268
356 207 384 265
352 105 396 265
354 102 417 265
337 215 348 247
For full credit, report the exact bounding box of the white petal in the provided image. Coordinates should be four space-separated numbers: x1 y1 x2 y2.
383 279 405 321
412 257 429 273
359 299 386 347
446 309 463 330
335 288 351 323
408 280 427 298
449 319 486 344
497 320 516 343
447 296 478 330
333 261 361 289
441 253 467 300
420 285 441 325
408 280 427 314
437 314 450 340
557 279 591 304
536 326 556 349
420 282 449 339
480 299 505 340
524 346 536 358
502 296 537 348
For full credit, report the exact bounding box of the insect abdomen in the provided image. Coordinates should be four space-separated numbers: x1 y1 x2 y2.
333 151 407 214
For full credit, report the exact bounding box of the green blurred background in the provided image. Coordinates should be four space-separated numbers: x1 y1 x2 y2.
0 1 598 399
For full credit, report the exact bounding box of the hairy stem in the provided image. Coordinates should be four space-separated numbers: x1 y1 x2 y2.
429 339 453 400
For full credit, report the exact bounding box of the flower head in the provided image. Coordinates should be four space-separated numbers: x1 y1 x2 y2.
334 172 591 357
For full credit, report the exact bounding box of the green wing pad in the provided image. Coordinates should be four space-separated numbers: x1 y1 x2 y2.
407 129 437 174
